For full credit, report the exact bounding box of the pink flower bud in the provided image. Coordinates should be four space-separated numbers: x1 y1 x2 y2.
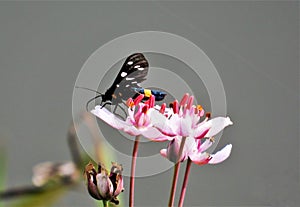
85 162 124 205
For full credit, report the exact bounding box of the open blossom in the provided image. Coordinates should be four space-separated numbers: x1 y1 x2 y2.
155 93 233 163
160 136 232 165
91 94 171 142
151 93 233 139
85 162 124 205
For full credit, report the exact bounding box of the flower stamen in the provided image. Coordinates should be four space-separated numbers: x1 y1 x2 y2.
206 112 211 119
172 100 179 114
159 103 166 114
126 98 134 108
148 95 155 108
179 93 189 107
187 96 194 110
133 94 144 106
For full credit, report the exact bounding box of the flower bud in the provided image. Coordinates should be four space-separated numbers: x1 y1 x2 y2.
85 162 124 205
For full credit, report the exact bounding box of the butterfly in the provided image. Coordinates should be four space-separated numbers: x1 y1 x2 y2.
80 53 167 114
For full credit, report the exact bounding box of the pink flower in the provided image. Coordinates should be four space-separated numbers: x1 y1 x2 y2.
91 94 171 142
156 93 233 164
151 94 233 139
189 138 232 165
160 136 232 165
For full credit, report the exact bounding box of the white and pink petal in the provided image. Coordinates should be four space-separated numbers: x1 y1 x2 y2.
160 149 167 158
141 127 172 142
91 106 127 130
197 138 214 152
200 117 233 138
208 144 232 164
193 126 210 139
189 152 210 165
176 116 192 137
151 114 177 136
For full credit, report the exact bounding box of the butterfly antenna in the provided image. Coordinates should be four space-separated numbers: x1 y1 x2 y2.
75 86 103 95
75 86 104 111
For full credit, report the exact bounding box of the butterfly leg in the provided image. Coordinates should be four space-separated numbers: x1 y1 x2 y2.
101 102 112 109
112 103 127 121
119 102 129 119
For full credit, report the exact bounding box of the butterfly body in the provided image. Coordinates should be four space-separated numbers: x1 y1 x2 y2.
132 87 167 101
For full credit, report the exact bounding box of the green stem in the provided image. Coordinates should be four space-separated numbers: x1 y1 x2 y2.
102 200 108 207
178 158 192 207
168 136 187 207
129 135 140 207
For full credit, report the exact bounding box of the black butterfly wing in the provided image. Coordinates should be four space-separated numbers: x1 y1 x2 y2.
113 53 149 87
104 53 149 102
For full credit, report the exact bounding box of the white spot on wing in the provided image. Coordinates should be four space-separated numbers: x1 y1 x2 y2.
138 67 144 71
126 85 130 87
127 61 133 65
126 77 134 81
121 72 127 77
134 65 140 69
116 84 119 87
131 81 137 84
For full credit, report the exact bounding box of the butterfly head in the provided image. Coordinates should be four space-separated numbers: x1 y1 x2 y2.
151 89 167 101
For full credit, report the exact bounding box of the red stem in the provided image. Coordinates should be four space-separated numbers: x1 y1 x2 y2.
168 162 180 207
168 136 187 207
129 135 140 207
178 158 192 207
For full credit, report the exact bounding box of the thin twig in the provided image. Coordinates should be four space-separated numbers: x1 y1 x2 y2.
0 186 44 199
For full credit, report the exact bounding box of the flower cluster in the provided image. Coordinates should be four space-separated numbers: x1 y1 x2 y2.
90 92 233 206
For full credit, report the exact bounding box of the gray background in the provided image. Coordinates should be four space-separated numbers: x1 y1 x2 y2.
0 1 299 207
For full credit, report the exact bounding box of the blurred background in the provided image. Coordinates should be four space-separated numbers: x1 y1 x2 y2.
0 1 299 207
